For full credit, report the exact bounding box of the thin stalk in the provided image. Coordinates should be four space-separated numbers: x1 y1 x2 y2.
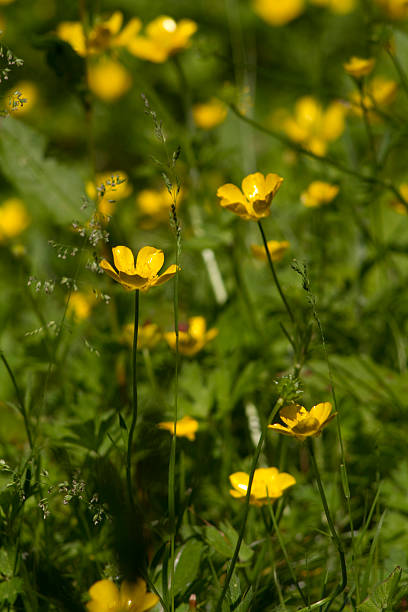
268 503 309 608
257 220 295 325
142 348 158 394
357 79 378 169
307 439 347 610
126 289 139 510
1 352 33 450
215 397 284 612
261 509 286 610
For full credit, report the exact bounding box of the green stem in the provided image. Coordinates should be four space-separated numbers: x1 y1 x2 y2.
126 289 139 510
215 397 284 612
268 504 309 608
307 439 347 610
257 220 295 325
142 348 157 395
0 351 33 449
357 79 378 169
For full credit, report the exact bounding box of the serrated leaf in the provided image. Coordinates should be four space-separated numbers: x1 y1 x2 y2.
0 577 24 604
174 539 205 596
0 117 85 223
359 567 402 611
220 522 254 563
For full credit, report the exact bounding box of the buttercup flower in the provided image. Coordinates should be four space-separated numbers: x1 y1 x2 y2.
87 171 132 216
309 0 355 13
229 467 296 506
128 16 197 63
67 292 95 321
375 0 408 19
123 322 162 350
283 96 345 156
344 56 376 79
217 172 284 221
269 402 336 440
88 58 132 102
164 316 218 356
253 0 304 26
57 11 141 56
0 198 30 242
137 186 182 225
100 245 178 291
6 81 38 115
158 415 199 441
86 577 158 612
192 98 228 129
349 76 398 120
251 240 290 262
301 181 339 207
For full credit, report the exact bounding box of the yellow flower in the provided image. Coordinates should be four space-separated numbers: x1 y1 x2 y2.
6 81 39 115
88 58 132 102
251 240 290 262
192 98 228 129
301 181 339 207
253 0 304 25
86 578 158 612
349 76 398 120
67 292 95 321
344 56 376 79
0 198 30 242
217 172 284 221
309 0 355 13
268 402 336 440
128 15 197 63
283 96 345 156
87 171 132 216
136 186 182 225
375 0 408 19
390 184 408 215
123 322 162 350
229 467 296 506
164 316 218 356
100 245 178 292
57 11 141 57
158 415 199 441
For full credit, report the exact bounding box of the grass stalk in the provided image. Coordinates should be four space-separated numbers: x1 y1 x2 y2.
126 289 139 510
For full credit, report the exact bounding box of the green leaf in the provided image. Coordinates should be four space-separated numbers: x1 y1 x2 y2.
0 117 85 223
0 577 24 604
174 538 205 596
203 523 253 563
220 522 254 563
359 567 402 611
0 549 14 578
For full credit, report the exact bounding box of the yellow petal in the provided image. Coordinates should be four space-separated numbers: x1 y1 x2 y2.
135 246 164 278
188 316 206 340
275 472 296 491
292 415 321 436
57 21 86 56
119 578 146 608
100 258 121 282
268 423 295 436
241 172 266 202
113 245 135 274
253 0 305 25
140 592 160 611
229 471 250 494
322 102 345 141
264 173 284 200
217 183 249 218
128 36 168 62
344 56 375 78
114 17 142 46
88 580 120 606
309 402 332 425
118 272 148 289
103 10 123 36
88 59 132 102
150 264 178 287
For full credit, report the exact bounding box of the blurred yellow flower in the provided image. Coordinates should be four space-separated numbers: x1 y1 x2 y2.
87 171 132 216
301 181 339 207
390 184 408 215
128 15 197 63
344 56 376 79
375 0 408 19
283 96 345 156
0 0 15 4
158 415 199 441
192 98 228 129
268 402 336 440
67 292 95 321
57 11 141 56
0 198 30 242
229 467 296 506
349 76 398 120
88 58 132 102
100 245 178 292
164 316 218 356
251 240 290 262
6 81 39 115
123 322 162 350
253 0 304 25
309 0 355 13
86 577 158 612
136 186 182 225
217 172 283 221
